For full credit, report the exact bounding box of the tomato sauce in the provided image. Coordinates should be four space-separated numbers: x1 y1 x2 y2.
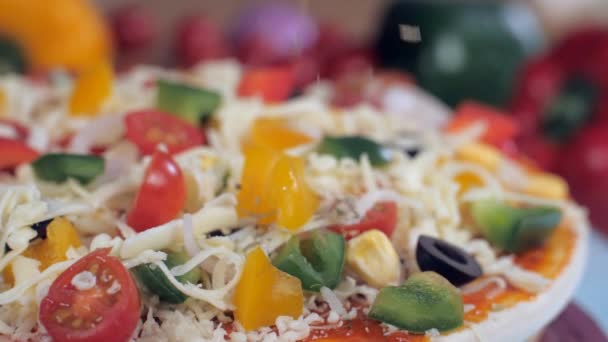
463 224 576 323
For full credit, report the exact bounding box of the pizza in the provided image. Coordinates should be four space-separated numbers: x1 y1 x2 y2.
0 61 587 342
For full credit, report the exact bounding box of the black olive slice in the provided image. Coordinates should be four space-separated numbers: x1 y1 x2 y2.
416 235 482 286
31 218 53 239
4 218 53 252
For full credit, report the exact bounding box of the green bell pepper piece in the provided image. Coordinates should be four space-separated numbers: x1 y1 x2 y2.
32 153 105 185
156 79 221 124
317 136 391 167
369 271 464 333
273 231 346 292
132 250 200 304
471 199 562 253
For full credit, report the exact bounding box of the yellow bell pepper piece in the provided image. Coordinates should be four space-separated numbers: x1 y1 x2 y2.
69 60 113 116
455 142 568 200
0 0 111 72
24 217 82 270
237 146 319 230
270 155 320 229
234 247 303 331
2 217 82 286
346 229 401 289
245 118 313 151
525 172 568 200
237 145 281 224
456 142 502 172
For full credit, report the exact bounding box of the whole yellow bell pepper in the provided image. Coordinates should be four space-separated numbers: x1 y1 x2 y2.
3 217 82 285
0 0 111 72
234 247 303 331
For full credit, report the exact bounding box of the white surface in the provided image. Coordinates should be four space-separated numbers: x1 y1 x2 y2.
575 230 608 333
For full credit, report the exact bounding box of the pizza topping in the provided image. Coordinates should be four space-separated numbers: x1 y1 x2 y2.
273 231 346 291
317 135 392 167
234 247 303 331
237 147 319 230
369 271 464 333
132 250 200 304
156 79 221 124
39 248 140 342
471 199 563 253
245 117 313 151
345 229 401 289
69 61 114 117
124 110 206 155
237 65 295 103
416 235 482 287
331 201 398 239
32 153 105 185
126 148 186 232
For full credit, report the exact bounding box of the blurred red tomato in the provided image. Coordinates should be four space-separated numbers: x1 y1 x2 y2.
175 15 230 68
559 125 608 233
323 47 375 80
111 5 157 52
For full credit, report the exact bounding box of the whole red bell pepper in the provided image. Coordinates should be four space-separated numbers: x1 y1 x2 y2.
511 27 608 232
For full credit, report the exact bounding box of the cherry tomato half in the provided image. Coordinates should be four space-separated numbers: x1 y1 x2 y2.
237 66 295 103
331 201 397 239
124 110 206 155
39 248 141 342
127 148 186 232
0 138 39 170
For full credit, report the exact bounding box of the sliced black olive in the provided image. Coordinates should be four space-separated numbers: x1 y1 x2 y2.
31 218 53 239
404 147 421 158
206 227 241 237
4 218 53 253
416 235 482 287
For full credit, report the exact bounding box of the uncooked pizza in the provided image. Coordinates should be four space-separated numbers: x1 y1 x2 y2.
0 61 587 342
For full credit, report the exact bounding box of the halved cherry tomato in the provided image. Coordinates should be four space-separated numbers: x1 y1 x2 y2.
127 148 186 231
237 66 295 102
331 201 397 239
124 110 205 155
39 248 141 342
0 138 39 169
446 101 520 147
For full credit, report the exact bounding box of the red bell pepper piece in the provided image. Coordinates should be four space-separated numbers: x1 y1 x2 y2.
446 101 520 147
237 65 295 103
0 138 39 170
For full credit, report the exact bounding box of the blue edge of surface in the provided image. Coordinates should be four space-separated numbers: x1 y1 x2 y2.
575 230 608 333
